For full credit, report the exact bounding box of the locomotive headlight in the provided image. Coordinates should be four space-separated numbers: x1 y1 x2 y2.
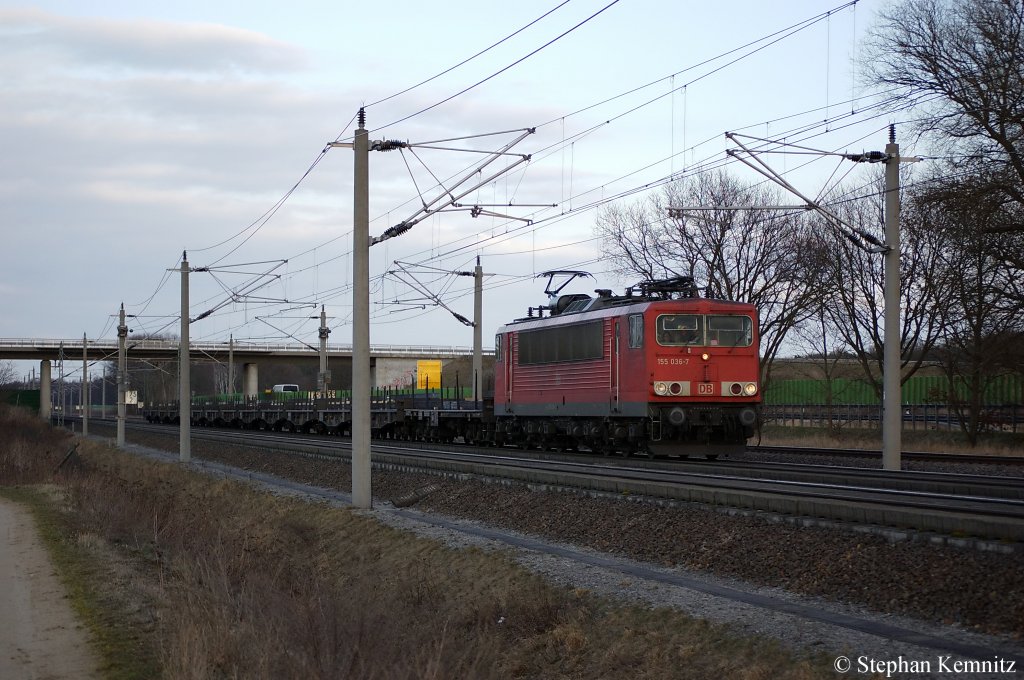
701 352 710 361
742 382 758 396
653 381 669 396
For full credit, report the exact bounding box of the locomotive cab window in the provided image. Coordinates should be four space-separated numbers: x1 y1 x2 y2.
495 334 503 362
706 315 753 347
628 314 644 348
656 314 703 346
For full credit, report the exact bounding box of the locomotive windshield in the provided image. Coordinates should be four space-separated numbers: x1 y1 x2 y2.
706 315 753 347
656 314 703 346
657 314 752 347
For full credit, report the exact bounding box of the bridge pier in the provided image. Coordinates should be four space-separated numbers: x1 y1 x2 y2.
39 360 51 420
374 358 415 389
243 363 258 398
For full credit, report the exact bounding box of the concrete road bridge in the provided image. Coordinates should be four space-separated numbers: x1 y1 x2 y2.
1 338 493 419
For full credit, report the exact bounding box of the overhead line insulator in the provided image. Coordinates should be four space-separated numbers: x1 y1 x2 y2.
371 221 412 245
373 140 408 152
844 151 889 163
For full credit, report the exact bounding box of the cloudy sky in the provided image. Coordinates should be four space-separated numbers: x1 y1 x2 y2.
1 0 898 370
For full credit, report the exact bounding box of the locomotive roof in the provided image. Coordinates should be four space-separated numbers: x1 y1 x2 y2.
497 295 755 333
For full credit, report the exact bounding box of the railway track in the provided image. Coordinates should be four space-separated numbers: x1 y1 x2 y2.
89 420 1024 543
749 443 1024 466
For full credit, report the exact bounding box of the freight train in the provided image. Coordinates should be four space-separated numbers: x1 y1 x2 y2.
144 273 761 458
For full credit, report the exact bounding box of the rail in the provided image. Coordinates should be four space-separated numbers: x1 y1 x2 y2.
100 422 1024 543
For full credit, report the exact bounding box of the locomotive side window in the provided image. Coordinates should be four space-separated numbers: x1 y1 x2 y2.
518 321 603 364
495 334 503 362
628 314 644 348
656 314 703 346
706 315 753 347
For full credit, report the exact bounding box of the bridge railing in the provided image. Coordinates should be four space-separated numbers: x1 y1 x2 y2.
0 338 494 357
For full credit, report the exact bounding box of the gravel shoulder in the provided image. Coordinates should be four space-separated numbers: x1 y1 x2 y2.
0 495 99 680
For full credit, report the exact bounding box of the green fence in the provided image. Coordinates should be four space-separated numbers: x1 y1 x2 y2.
2 389 41 413
764 375 1023 406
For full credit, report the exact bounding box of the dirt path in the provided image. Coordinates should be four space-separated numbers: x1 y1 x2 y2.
0 496 99 680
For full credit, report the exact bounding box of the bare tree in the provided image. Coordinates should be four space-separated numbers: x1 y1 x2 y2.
597 170 821 379
594 199 669 283
789 310 861 434
806 180 950 397
864 0 1024 229
924 188 1024 443
0 360 16 388
918 173 1024 281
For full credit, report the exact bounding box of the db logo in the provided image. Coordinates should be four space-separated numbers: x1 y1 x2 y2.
697 383 715 395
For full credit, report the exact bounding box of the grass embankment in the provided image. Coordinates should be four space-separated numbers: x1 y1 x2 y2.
758 424 1024 456
0 405 837 679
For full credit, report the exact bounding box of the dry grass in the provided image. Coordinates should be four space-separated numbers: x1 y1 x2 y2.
0 406 73 483
0 405 838 679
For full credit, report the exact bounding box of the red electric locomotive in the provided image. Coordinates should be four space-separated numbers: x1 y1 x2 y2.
494 273 760 458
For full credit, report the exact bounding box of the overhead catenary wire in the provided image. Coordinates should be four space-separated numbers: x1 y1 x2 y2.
365 0 624 133
398 88 914 270
189 1 873 310
196 102 907 343
148 2 915 346
127 254 182 319
399 111 898 271
365 0 574 109
182 1 582 270
346 87 905 280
